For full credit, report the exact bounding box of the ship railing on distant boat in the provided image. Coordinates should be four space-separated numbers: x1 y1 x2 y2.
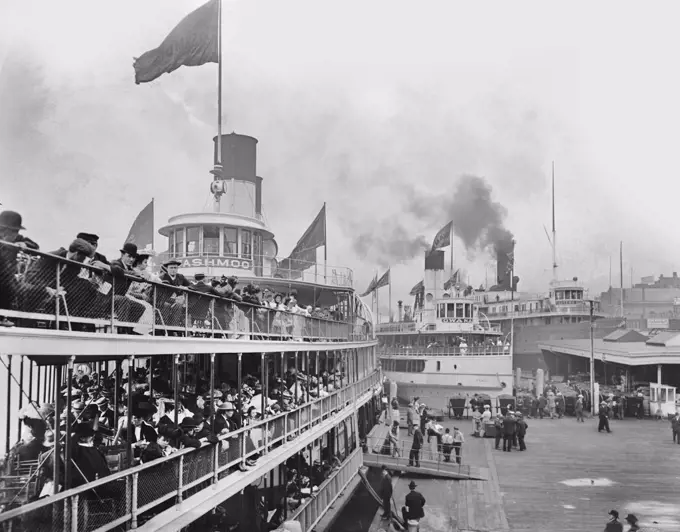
166 251 354 288
379 346 509 357
0 242 371 342
375 321 502 333
485 305 602 319
0 370 382 531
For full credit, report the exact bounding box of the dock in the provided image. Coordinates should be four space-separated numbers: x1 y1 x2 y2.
367 416 680 531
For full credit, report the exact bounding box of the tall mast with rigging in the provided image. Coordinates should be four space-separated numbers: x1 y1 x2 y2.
551 161 558 282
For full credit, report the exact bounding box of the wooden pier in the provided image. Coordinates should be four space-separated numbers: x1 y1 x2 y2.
366 416 680 532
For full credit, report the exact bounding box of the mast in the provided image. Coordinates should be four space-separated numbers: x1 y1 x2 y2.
620 241 624 318
551 161 557 282
211 0 224 213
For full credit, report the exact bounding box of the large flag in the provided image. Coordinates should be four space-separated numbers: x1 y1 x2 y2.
133 0 219 84
430 220 453 251
444 269 460 291
409 280 424 296
125 200 154 252
275 205 326 278
360 275 378 297
375 269 390 290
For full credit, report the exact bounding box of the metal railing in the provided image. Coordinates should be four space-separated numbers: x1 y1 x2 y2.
484 306 603 319
0 242 372 342
0 370 381 531
363 435 467 473
164 252 354 288
289 447 362 531
378 346 510 357
375 321 502 334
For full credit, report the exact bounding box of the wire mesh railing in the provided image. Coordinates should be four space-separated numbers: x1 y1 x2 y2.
288 447 362 531
378 346 510 357
0 242 373 342
0 370 381 531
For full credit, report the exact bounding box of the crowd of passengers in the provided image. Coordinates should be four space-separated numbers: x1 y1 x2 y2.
0 211 347 336
384 336 510 353
4 355 350 511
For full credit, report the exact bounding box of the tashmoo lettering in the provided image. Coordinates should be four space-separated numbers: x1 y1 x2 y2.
180 257 252 270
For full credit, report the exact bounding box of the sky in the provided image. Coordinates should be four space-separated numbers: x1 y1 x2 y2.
2 0 680 316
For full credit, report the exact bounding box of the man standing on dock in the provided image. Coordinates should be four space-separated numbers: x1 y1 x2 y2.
671 411 680 443
409 427 423 467
401 481 426 527
502 411 516 452
380 465 393 519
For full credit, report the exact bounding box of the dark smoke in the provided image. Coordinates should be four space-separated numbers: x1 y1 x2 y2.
352 221 429 268
402 175 514 260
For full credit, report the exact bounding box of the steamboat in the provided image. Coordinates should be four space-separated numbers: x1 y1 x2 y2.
376 250 512 411
0 131 381 532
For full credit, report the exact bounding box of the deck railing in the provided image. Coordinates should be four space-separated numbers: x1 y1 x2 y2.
0 370 381 531
288 447 362 531
0 242 372 342
378 346 510 357
363 435 468 473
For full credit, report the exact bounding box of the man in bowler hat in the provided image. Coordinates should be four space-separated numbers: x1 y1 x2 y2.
401 480 426 526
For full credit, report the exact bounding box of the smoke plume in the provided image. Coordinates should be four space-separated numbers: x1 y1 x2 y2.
352 221 429 268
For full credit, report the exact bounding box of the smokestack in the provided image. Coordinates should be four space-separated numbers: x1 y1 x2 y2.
398 300 403 321
495 240 516 290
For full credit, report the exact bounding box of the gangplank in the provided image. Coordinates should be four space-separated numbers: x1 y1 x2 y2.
362 451 489 481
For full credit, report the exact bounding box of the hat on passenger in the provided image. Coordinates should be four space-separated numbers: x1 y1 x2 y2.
120 242 138 257
194 273 206 281
408 481 417 489
608 510 619 518
69 238 95 258
74 423 95 439
76 233 99 245
180 417 198 429
484 404 490 409
164 260 181 267
217 402 235 411
0 211 25 230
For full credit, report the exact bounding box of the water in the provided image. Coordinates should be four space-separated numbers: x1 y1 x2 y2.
328 468 380 532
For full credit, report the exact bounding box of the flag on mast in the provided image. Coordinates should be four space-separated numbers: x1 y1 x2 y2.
125 200 154 253
276 205 326 278
409 280 424 296
444 269 460 291
133 0 219 84
375 269 390 290
360 275 378 297
430 220 453 252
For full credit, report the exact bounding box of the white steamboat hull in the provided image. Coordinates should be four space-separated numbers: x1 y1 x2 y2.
381 355 513 411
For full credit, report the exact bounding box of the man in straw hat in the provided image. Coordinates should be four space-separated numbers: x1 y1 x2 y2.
401 480 426 527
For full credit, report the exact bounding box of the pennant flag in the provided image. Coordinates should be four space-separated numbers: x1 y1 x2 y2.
430 220 453 251
360 275 378 297
125 200 154 252
409 280 424 296
133 0 219 84
444 269 460 291
375 269 390 290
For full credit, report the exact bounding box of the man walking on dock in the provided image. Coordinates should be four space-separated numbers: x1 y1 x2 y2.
380 465 393 519
575 394 585 423
401 481 426 527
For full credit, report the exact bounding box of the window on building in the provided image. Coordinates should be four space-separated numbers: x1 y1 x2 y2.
186 227 200 256
456 304 464 318
465 304 472 318
175 229 185 257
223 228 238 256
447 303 455 317
241 229 252 259
436 361 441 371
203 225 220 256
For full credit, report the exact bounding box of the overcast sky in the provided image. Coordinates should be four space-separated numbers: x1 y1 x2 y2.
2 0 679 313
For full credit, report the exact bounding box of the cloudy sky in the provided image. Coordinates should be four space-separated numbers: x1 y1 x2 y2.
1 0 679 314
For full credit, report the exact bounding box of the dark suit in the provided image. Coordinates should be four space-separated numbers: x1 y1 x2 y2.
516 419 527 451
402 490 426 523
502 416 516 452
159 272 191 326
189 281 221 323
380 473 393 515
409 429 423 467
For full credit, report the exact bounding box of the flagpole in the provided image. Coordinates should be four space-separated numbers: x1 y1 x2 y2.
217 0 223 165
323 202 327 283
450 223 454 281
151 197 155 252
388 268 392 322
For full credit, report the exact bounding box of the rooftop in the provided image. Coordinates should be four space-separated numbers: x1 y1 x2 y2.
539 336 680 366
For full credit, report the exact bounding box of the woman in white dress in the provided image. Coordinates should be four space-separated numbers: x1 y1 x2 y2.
126 252 160 334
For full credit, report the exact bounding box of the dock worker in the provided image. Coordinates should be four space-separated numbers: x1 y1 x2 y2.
671 412 680 443
480 404 492 437
575 394 585 423
502 410 516 452
515 413 528 451
598 402 612 434
401 480 426 527
452 426 464 464
441 428 454 462
494 413 503 450
380 465 392 519
409 426 423 467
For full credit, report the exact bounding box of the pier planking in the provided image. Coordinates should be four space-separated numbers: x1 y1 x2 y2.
368 416 679 531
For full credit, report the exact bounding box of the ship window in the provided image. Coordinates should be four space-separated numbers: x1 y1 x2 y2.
445 303 454 317
175 228 185 257
203 225 220 256
186 226 200 256
437 303 445 318
168 229 175 256
223 228 238 256
241 229 252 259
465 304 472 318
456 304 464 318
436 361 441 371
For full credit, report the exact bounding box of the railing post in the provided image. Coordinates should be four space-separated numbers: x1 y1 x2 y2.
177 454 184 503
71 494 79 532
110 275 116 331
55 263 61 328
131 471 139 529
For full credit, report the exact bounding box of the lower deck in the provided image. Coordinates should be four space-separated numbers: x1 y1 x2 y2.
369 415 680 531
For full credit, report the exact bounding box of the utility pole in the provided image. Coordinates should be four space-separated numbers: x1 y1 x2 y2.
589 299 595 416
